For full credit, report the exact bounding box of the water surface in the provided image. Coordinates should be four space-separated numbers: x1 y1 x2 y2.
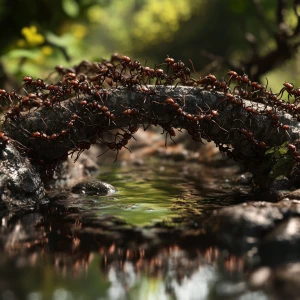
0 158 268 300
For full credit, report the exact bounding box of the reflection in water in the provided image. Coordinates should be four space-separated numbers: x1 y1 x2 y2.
0 210 251 300
0 160 267 300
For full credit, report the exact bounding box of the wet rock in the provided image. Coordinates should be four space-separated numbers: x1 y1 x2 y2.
208 199 300 255
210 202 284 252
261 177 291 201
259 217 300 265
0 145 45 209
281 188 300 200
71 180 116 195
47 147 100 188
270 263 300 300
249 264 300 300
236 172 253 185
210 201 295 251
248 266 272 289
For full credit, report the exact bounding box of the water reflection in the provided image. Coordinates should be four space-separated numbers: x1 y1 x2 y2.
0 206 253 300
0 159 264 300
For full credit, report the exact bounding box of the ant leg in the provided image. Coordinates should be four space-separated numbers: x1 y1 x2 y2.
98 148 110 158
113 150 119 163
74 149 83 163
216 120 229 133
169 134 176 145
164 132 169 148
123 145 132 153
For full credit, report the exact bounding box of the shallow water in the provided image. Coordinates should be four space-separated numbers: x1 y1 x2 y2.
0 158 269 300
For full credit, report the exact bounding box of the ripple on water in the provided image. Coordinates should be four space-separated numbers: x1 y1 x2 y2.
0 158 266 300
66 159 252 226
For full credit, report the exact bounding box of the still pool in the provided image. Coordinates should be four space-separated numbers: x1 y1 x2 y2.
0 159 269 300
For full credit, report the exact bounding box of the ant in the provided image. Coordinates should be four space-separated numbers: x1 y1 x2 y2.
99 140 131 162
160 123 176 147
70 141 91 162
0 131 28 152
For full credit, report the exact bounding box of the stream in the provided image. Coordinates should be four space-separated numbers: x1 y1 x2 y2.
0 158 271 300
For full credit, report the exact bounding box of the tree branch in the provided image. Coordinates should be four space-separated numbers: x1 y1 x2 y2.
2 86 300 182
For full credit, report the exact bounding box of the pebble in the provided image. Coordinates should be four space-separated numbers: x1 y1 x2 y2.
71 180 116 196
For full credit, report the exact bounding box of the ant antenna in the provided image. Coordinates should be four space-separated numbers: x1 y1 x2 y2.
189 59 201 80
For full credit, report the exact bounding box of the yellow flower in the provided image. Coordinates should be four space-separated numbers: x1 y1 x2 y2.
21 25 45 46
72 24 88 39
87 5 105 23
41 45 53 56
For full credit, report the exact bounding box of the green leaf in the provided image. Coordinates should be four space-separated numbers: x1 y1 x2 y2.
275 175 288 180
6 49 40 59
62 0 79 18
265 142 289 156
45 32 74 47
278 147 289 155
269 155 294 179
265 147 276 155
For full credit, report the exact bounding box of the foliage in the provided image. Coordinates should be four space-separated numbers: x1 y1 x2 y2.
1 0 300 88
265 142 295 179
1 0 300 184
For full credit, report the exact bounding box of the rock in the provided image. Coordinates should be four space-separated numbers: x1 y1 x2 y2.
281 188 300 200
209 200 300 253
210 202 284 252
248 267 272 289
249 263 300 300
261 177 292 201
71 180 116 195
0 145 45 209
236 172 253 185
46 147 100 188
259 217 300 265
270 263 300 299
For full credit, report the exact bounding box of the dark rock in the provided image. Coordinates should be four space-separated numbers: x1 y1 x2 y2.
209 200 300 252
0 145 45 209
259 217 300 265
261 177 292 202
236 172 253 185
71 180 116 195
210 202 284 252
249 264 300 300
281 189 300 200
207 199 300 263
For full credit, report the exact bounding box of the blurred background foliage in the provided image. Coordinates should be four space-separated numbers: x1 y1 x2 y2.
0 0 300 90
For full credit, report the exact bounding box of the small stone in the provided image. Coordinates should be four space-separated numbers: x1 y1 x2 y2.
282 189 300 200
249 267 271 288
71 180 116 196
236 172 253 185
132 158 144 166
